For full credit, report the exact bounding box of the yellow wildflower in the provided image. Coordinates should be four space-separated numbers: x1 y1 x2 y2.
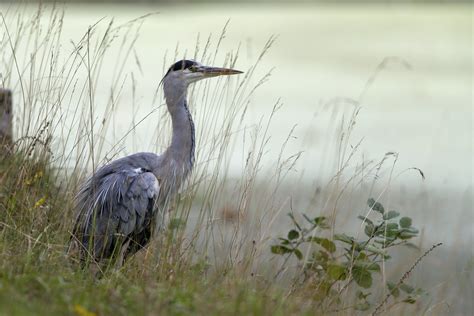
34 196 46 208
73 304 96 316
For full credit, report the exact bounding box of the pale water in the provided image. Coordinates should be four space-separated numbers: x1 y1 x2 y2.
54 3 472 189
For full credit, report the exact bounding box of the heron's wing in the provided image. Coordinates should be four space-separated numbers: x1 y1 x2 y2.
74 168 160 261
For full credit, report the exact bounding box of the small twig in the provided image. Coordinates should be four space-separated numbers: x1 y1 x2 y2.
372 242 443 315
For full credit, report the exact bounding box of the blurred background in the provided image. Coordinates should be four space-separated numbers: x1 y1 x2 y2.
0 0 472 312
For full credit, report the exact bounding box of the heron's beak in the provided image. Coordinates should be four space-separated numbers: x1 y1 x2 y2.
199 66 243 77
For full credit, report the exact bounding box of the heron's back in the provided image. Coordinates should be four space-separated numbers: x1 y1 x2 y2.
70 152 162 264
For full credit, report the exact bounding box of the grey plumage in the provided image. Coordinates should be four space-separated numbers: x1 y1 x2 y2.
69 60 242 267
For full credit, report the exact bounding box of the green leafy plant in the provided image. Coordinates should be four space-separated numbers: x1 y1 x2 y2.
271 198 426 312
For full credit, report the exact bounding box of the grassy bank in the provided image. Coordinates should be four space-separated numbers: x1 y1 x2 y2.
0 151 434 316
0 149 448 315
0 150 307 315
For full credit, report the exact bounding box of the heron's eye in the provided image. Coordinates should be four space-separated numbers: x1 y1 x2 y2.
188 65 197 72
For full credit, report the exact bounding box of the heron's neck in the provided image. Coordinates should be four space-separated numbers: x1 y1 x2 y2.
165 91 195 174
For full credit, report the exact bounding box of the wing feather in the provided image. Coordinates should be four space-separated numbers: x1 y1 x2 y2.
72 167 160 261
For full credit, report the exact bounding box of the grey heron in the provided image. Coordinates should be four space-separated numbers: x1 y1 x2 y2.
69 60 243 269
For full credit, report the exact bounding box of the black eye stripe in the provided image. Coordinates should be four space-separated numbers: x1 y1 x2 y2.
171 60 195 71
164 60 197 77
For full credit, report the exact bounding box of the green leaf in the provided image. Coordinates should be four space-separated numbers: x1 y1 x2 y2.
373 202 385 214
271 245 292 255
367 263 381 272
374 238 390 245
364 223 375 237
403 297 416 304
310 237 336 253
354 260 380 273
357 252 368 260
400 283 415 294
383 210 400 220
368 198 384 214
400 217 412 228
399 231 418 240
384 229 399 239
403 242 420 250
385 222 399 230
387 281 400 298
314 249 329 264
334 233 354 244
353 266 372 288
314 216 330 229
404 227 419 234
355 302 370 311
327 264 347 280
293 248 303 260
357 215 373 225
321 239 336 253
354 242 365 252
287 229 299 240
356 290 370 300
378 222 400 238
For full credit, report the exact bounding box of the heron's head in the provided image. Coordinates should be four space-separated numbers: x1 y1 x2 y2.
162 59 243 89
